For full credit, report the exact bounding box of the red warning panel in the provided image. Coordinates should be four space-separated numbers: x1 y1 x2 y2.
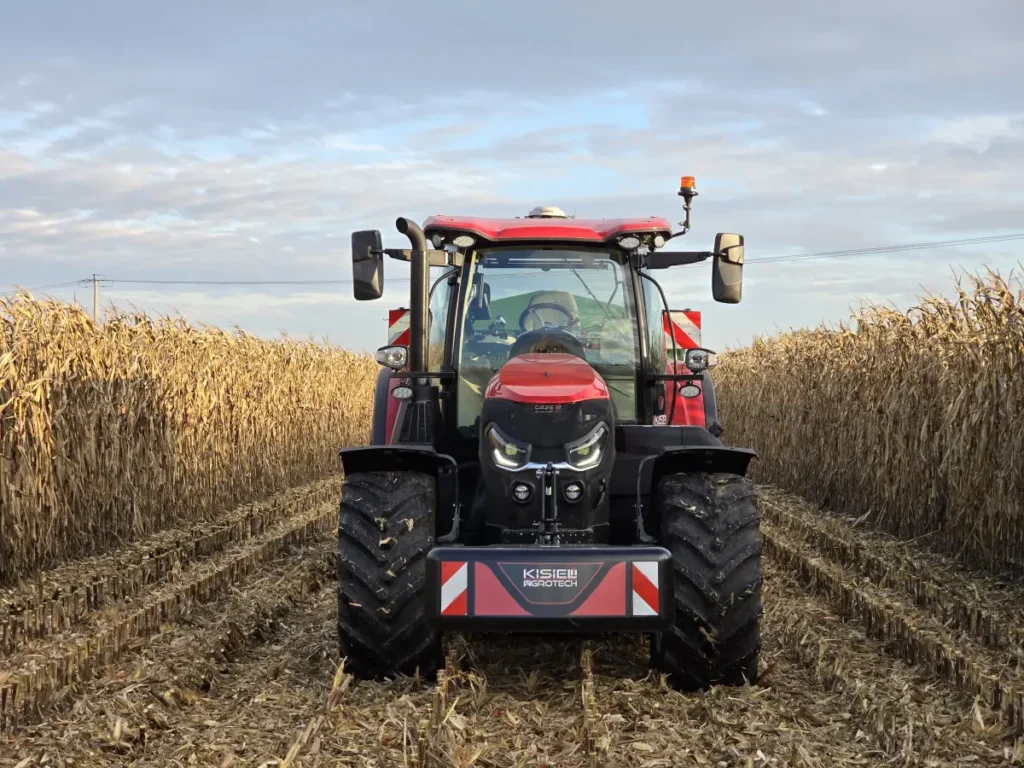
388 308 410 346
439 560 468 616
662 309 702 350
631 561 660 616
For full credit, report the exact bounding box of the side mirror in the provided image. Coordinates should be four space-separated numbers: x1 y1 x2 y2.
352 229 384 301
712 233 744 304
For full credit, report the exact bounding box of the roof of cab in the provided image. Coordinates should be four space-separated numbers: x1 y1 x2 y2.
421 215 673 244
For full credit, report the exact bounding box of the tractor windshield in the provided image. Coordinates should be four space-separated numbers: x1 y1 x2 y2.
455 247 640 433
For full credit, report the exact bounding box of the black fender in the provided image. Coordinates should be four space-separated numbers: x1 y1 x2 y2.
652 445 755 486
700 370 723 438
370 367 391 445
338 445 459 528
638 445 756 508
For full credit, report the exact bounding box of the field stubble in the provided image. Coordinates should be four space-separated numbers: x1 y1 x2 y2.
3 486 1024 766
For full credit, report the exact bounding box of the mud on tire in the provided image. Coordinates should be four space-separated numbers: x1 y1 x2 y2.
337 471 442 680
650 472 762 690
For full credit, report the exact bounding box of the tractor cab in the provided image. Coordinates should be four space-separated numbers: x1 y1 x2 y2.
338 178 761 694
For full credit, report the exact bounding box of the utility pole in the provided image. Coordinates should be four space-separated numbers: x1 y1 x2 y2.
92 274 99 323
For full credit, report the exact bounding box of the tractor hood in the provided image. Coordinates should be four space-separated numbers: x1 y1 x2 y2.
485 353 609 405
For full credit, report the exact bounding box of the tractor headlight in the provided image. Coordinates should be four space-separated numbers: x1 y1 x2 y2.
485 423 532 469
565 422 610 470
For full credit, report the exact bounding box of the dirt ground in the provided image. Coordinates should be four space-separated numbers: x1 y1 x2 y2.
2 482 1023 767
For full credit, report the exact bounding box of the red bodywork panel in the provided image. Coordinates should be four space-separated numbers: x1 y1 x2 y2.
422 215 673 244
485 353 609 405
664 360 706 427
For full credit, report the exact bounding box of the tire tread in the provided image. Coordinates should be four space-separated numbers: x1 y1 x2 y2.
652 472 762 690
337 471 441 680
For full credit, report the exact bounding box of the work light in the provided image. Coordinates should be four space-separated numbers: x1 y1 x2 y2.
683 348 718 372
374 345 408 370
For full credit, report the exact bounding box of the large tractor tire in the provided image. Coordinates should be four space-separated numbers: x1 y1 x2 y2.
650 472 762 690
337 471 442 680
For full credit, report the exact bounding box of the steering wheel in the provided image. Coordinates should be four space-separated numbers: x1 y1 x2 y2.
518 302 578 332
508 329 587 361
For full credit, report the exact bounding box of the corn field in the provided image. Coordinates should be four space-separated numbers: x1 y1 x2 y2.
0 293 378 585
715 267 1024 576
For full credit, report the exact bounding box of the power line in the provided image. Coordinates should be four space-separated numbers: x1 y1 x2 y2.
679 232 1024 268
101 278 356 286
3 231 1023 293
746 232 1024 266
0 279 89 294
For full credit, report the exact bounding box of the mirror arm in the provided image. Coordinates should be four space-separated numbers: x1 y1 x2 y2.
643 251 711 269
381 248 463 267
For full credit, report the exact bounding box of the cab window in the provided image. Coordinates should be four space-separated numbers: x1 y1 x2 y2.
427 266 456 371
641 274 669 374
455 248 640 433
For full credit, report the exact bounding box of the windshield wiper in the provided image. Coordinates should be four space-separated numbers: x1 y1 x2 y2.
568 263 614 320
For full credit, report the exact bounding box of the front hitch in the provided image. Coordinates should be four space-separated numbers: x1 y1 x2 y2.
534 462 562 545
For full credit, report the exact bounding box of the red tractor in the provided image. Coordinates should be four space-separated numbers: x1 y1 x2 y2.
339 178 759 691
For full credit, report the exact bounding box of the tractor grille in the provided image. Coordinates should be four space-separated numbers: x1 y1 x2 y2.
482 398 610 449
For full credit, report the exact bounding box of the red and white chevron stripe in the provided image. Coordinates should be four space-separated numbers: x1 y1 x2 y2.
439 561 468 616
631 561 660 616
662 309 702 350
388 308 410 346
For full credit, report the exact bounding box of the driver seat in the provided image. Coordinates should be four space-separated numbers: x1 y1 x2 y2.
519 291 580 331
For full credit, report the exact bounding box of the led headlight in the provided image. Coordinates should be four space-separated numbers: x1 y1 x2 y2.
565 422 610 470
485 423 531 469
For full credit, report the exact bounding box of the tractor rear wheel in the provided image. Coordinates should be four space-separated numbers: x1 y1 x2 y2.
337 471 442 680
650 472 762 690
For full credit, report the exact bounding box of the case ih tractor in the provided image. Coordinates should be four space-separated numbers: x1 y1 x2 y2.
338 178 760 691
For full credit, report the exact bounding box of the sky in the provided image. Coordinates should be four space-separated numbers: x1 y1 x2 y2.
1 0 1022 353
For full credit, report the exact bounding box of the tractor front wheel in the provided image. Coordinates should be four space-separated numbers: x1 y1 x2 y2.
650 472 762 690
337 471 442 680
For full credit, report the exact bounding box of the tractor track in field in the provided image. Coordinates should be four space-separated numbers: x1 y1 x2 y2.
2 484 1024 766
0 479 341 729
0 478 341 656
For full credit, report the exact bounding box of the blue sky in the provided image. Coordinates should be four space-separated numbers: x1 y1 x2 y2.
1 0 1022 353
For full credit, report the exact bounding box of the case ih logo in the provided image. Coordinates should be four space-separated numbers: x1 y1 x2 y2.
521 567 578 588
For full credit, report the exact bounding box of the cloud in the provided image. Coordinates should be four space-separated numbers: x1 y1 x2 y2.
2 1 1023 353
